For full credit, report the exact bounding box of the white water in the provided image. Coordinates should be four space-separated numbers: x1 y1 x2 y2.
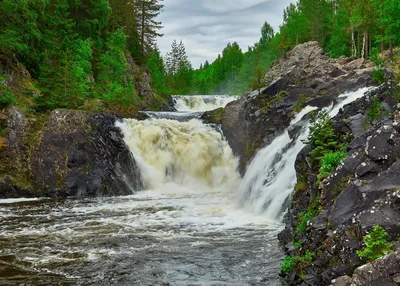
239 87 371 220
173 95 238 112
115 118 278 231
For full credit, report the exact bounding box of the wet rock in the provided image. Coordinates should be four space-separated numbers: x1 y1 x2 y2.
0 109 143 198
206 41 376 171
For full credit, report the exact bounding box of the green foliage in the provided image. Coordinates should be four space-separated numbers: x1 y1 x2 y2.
304 110 344 162
318 151 347 181
296 210 316 233
366 96 386 122
372 69 386 85
294 240 302 249
0 90 15 107
281 251 313 275
295 196 321 233
281 256 296 274
356 225 393 261
0 0 166 113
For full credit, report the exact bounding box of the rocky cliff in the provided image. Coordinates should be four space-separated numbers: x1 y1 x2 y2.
0 109 143 198
279 83 400 285
204 41 400 285
203 41 376 174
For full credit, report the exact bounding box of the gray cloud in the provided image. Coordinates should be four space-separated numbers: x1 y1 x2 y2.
157 0 294 68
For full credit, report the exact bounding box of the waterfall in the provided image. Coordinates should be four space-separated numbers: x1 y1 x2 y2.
116 118 240 191
173 95 238 112
238 87 371 221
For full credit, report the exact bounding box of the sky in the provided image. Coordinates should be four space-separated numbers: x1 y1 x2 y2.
157 0 294 68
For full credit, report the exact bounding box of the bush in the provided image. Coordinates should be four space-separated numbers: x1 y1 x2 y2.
357 225 393 261
366 96 386 123
0 91 16 107
304 110 344 161
281 251 313 275
372 69 386 85
318 151 347 181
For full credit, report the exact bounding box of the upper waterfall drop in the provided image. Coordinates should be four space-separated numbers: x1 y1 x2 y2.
173 95 238 112
238 87 372 221
116 118 240 191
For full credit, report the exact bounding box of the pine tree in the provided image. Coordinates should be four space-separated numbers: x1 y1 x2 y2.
135 0 164 59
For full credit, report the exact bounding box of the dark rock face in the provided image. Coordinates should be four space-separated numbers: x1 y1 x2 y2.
203 41 375 173
331 251 400 286
0 109 143 198
279 83 400 285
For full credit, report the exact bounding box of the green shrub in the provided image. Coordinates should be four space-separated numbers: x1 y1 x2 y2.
296 210 316 233
372 69 386 85
0 91 16 107
318 151 347 181
281 256 296 274
294 240 302 249
357 225 393 261
281 251 313 275
366 96 386 123
303 110 344 161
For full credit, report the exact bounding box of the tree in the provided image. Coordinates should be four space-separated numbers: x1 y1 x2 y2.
135 0 164 59
260 22 274 43
147 47 168 95
372 0 400 57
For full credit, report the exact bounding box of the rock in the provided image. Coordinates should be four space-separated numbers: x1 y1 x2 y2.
0 109 143 198
331 275 352 286
213 41 376 171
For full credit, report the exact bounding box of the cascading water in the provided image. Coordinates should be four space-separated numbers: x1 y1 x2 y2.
0 88 371 285
239 87 371 221
173 95 238 112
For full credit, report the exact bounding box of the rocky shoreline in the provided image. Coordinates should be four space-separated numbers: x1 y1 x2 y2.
204 41 400 285
0 109 143 198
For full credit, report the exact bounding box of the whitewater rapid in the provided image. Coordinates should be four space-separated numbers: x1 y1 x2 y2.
238 87 371 220
0 88 372 285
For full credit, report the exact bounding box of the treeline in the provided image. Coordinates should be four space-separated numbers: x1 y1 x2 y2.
160 0 400 95
0 0 164 114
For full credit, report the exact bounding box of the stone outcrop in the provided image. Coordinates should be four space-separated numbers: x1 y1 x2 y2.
125 53 176 112
279 83 400 285
203 41 376 173
331 251 400 286
0 109 143 198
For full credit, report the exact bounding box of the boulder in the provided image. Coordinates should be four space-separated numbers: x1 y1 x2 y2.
203 41 376 171
0 109 143 198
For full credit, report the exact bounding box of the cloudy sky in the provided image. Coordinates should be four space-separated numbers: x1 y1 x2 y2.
157 0 294 68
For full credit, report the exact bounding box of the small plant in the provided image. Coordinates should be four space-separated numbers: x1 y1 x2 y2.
296 210 316 233
303 110 344 161
0 91 15 107
281 251 313 275
372 69 386 85
281 256 296 274
356 225 393 261
366 96 386 123
294 94 307 113
317 151 347 181
294 239 302 249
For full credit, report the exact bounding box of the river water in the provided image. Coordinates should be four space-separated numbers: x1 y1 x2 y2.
0 95 285 286
0 90 370 285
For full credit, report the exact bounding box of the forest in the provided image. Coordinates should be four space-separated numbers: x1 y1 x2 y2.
163 0 400 95
0 0 165 114
1 0 400 112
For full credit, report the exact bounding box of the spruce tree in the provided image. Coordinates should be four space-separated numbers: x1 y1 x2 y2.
135 0 164 59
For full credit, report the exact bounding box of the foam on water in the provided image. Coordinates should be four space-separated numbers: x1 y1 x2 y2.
173 95 238 112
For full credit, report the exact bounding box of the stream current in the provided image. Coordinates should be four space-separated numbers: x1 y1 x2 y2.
0 95 284 286
0 90 370 285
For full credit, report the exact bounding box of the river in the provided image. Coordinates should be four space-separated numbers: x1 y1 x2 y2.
0 95 285 286
0 90 370 285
